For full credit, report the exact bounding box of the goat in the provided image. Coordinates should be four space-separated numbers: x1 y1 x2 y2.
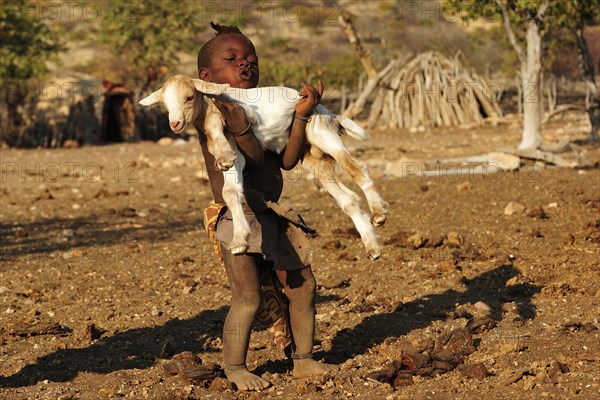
139 75 388 260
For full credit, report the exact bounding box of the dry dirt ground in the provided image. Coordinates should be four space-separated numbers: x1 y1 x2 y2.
1 114 599 400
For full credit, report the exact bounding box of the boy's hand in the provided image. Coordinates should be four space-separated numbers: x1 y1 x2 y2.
211 98 249 134
295 81 323 118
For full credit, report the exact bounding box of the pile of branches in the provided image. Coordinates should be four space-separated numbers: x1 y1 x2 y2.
366 52 503 130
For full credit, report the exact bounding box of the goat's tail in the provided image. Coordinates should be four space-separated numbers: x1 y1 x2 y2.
336 115 371 141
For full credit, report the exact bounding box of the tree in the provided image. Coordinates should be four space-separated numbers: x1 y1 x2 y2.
97 0 206 84
0 0 63 142
558 0 600 140
446 0 552 150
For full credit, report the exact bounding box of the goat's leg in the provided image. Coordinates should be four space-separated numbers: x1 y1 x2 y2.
222 155 251 254
307 120 388 226
304 154 381 260
336 152 388 226
205 109 237 171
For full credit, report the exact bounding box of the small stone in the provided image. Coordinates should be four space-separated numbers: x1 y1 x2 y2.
63 139 79 149
500 370 524 386
582 322 598 333
504 201 525 215
158 137 174 146
527 206 548 219
208 377 230 392
474 301 492 314
151 308 163 317
170 176 182 183
446 231 463 246
457 363 487 380
62 229 75 237
407 233 425 249
488 152 520 171
81 323 98 342
296 380 318 394
563 233 575 245
456 181 472 192
121 207 137 218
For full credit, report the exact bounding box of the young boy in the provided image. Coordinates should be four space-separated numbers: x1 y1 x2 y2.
195 23 333 391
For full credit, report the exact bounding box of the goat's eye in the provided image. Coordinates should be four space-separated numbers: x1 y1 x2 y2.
186 95 194 102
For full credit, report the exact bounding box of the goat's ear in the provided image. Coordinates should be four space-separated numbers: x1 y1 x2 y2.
192 79 230 95
139 89 161 106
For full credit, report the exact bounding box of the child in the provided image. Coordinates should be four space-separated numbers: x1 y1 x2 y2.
195 23 334 391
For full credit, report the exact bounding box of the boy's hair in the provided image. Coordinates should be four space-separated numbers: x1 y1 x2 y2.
197 22 249 70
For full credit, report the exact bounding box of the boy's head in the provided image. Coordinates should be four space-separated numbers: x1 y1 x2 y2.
198 22 259 89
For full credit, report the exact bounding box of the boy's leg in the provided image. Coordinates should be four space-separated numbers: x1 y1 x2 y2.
221 248 270 391
275 266 336 378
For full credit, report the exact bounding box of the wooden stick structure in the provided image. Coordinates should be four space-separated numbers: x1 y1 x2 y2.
365 52 503 130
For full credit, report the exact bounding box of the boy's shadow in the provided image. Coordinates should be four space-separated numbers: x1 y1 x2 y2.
0 307 228 388
327 264 541 363
1 264 540 387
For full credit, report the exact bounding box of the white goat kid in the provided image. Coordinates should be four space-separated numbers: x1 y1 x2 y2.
139 74 388 260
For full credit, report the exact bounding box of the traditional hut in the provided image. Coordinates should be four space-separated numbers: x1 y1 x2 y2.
365 52 503 130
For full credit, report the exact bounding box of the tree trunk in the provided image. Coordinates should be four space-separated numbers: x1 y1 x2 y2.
574 7 599 141
518 20 543 150
338 10 377 79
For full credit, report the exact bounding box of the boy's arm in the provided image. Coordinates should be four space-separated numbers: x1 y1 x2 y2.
211 98 264 168
279 81 323 170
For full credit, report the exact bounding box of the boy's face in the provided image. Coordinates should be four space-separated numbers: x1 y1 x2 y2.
199 34 259 89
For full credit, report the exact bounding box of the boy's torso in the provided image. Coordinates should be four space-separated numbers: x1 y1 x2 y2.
198 132 284 205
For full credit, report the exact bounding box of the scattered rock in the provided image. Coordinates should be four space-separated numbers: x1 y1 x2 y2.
163 352 220 383
456 181 472 192
63 139 79 149
158 137 174 146
560 321 598 333
320 278 351 290
473 301 492 314
208 377 230 392
529 227 543 237
81 323 100 342
366 326 477 387
527 206 548 219
321 240 346 250
445 231 463 247
182 279 198 295
500 370 525 386
457 363 487 380
467 315 496 333
120 207 137 218
407 233 426 249
504 201 525 215
296 380 318 395
488 152 520 171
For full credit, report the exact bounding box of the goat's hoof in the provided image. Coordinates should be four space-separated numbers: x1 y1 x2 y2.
367 248 382 261
230 243 249 255
371 214 387 226
215 158 235 171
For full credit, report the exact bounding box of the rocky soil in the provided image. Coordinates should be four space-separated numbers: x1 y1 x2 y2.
1 115 599 399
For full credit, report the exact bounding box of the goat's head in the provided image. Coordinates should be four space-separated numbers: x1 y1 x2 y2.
139 75 230 133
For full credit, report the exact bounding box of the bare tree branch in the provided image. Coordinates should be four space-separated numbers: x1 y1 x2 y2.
536 0 550 20
494 0 525 63
338 10 378 79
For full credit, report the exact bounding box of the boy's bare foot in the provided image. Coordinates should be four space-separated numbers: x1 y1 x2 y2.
292 358 336 379
224 366 270 391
